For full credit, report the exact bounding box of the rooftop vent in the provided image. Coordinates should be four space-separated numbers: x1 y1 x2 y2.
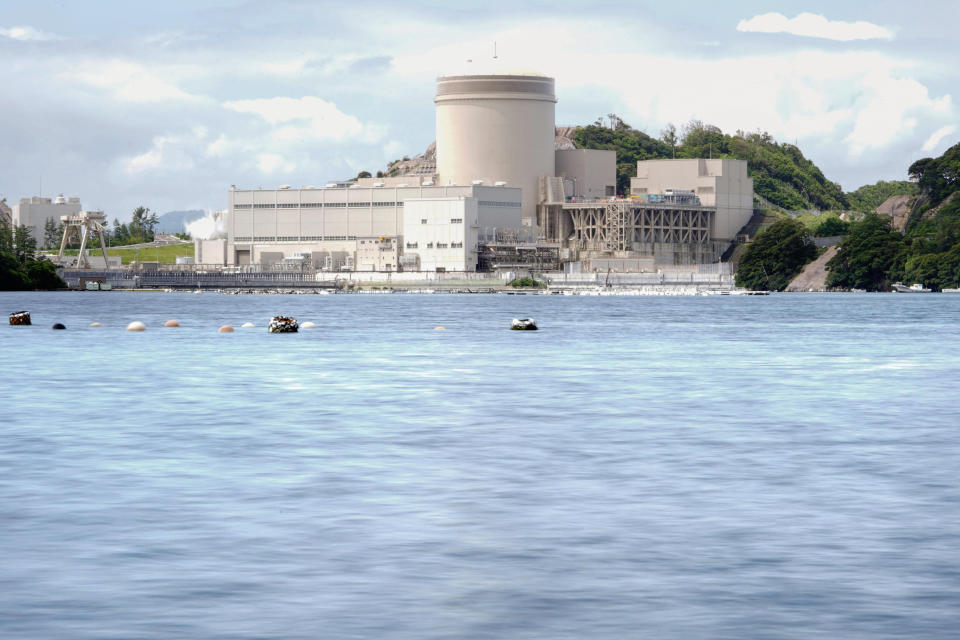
472 179 484 186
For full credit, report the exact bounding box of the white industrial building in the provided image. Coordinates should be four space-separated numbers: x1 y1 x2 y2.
13 195 81 246
402 188 523 272
630 159 753 242
213 68 753 272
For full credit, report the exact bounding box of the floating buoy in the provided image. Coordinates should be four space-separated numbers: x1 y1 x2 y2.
435 326 446 331
268 316 298 333
90 322 102 327
163 319 180 327
241 322 255 328
52 323 66 330
9 311 31 326
126 321 146 332
510 318 538 331
218 325 235 333
301 321 317 329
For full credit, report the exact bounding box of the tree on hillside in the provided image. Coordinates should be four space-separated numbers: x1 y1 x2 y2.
12 224 36 263
572 118 672 194
24 258 66 290
660 123 677 158
0 219 13 255
813 217 850 237
909 143 960 206
127 207 158 244
826 214 904 291
735 218 817 291
0 221 66 290
43 217 62 249
678 120 724 158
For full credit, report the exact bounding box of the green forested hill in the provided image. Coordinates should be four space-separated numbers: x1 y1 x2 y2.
572 119 849 210
825 142 960 290
846 180 919 213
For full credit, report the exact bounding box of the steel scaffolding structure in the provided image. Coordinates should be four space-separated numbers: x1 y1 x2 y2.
57 211 111 269
563 201 714 252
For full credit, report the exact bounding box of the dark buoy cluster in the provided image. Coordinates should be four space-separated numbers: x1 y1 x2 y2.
511 317 538 331
268 316 299 333
9 311 31 326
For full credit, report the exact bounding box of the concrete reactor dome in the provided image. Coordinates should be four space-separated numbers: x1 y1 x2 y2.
435 73 557 221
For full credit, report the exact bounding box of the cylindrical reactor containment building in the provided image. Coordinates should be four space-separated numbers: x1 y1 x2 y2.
435 73 557 222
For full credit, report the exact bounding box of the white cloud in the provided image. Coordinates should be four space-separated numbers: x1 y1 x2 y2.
223 96 383 143
205 134 230 157
922 125 958 152
122 130 206 174
125 146 165 174
71 60 194 102
845 73 952 154
0 25 60 41
737 12 893 41
383 139 407 159
393 27 951 161
257 153 295 174
258 60 308 76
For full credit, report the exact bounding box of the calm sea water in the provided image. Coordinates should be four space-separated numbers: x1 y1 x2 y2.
2 291 960 639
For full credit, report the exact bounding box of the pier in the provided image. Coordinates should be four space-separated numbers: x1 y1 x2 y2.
59 269 338 291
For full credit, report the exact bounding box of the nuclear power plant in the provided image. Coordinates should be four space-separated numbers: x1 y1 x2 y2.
210 70 754 275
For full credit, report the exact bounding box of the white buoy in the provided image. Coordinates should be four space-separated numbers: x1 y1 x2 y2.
241 322 255 328
301 321 317 329
90 322 102 327
126 321 146 332
510 318 538 331
435 326 446 331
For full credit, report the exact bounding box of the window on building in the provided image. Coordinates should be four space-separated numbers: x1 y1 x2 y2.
450 218 462 224
421 219 428 224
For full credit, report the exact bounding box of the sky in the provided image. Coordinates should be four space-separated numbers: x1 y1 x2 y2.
1 0 958 219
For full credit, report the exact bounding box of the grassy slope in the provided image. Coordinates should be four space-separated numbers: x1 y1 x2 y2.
51 243 194 265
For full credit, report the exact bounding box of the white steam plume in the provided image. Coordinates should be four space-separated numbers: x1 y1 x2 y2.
185 210 225 240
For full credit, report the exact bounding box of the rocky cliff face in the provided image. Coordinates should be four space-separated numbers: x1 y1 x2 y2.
554 126 578 150
785 245 839 292
875 194 915 232
384 142 436 177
